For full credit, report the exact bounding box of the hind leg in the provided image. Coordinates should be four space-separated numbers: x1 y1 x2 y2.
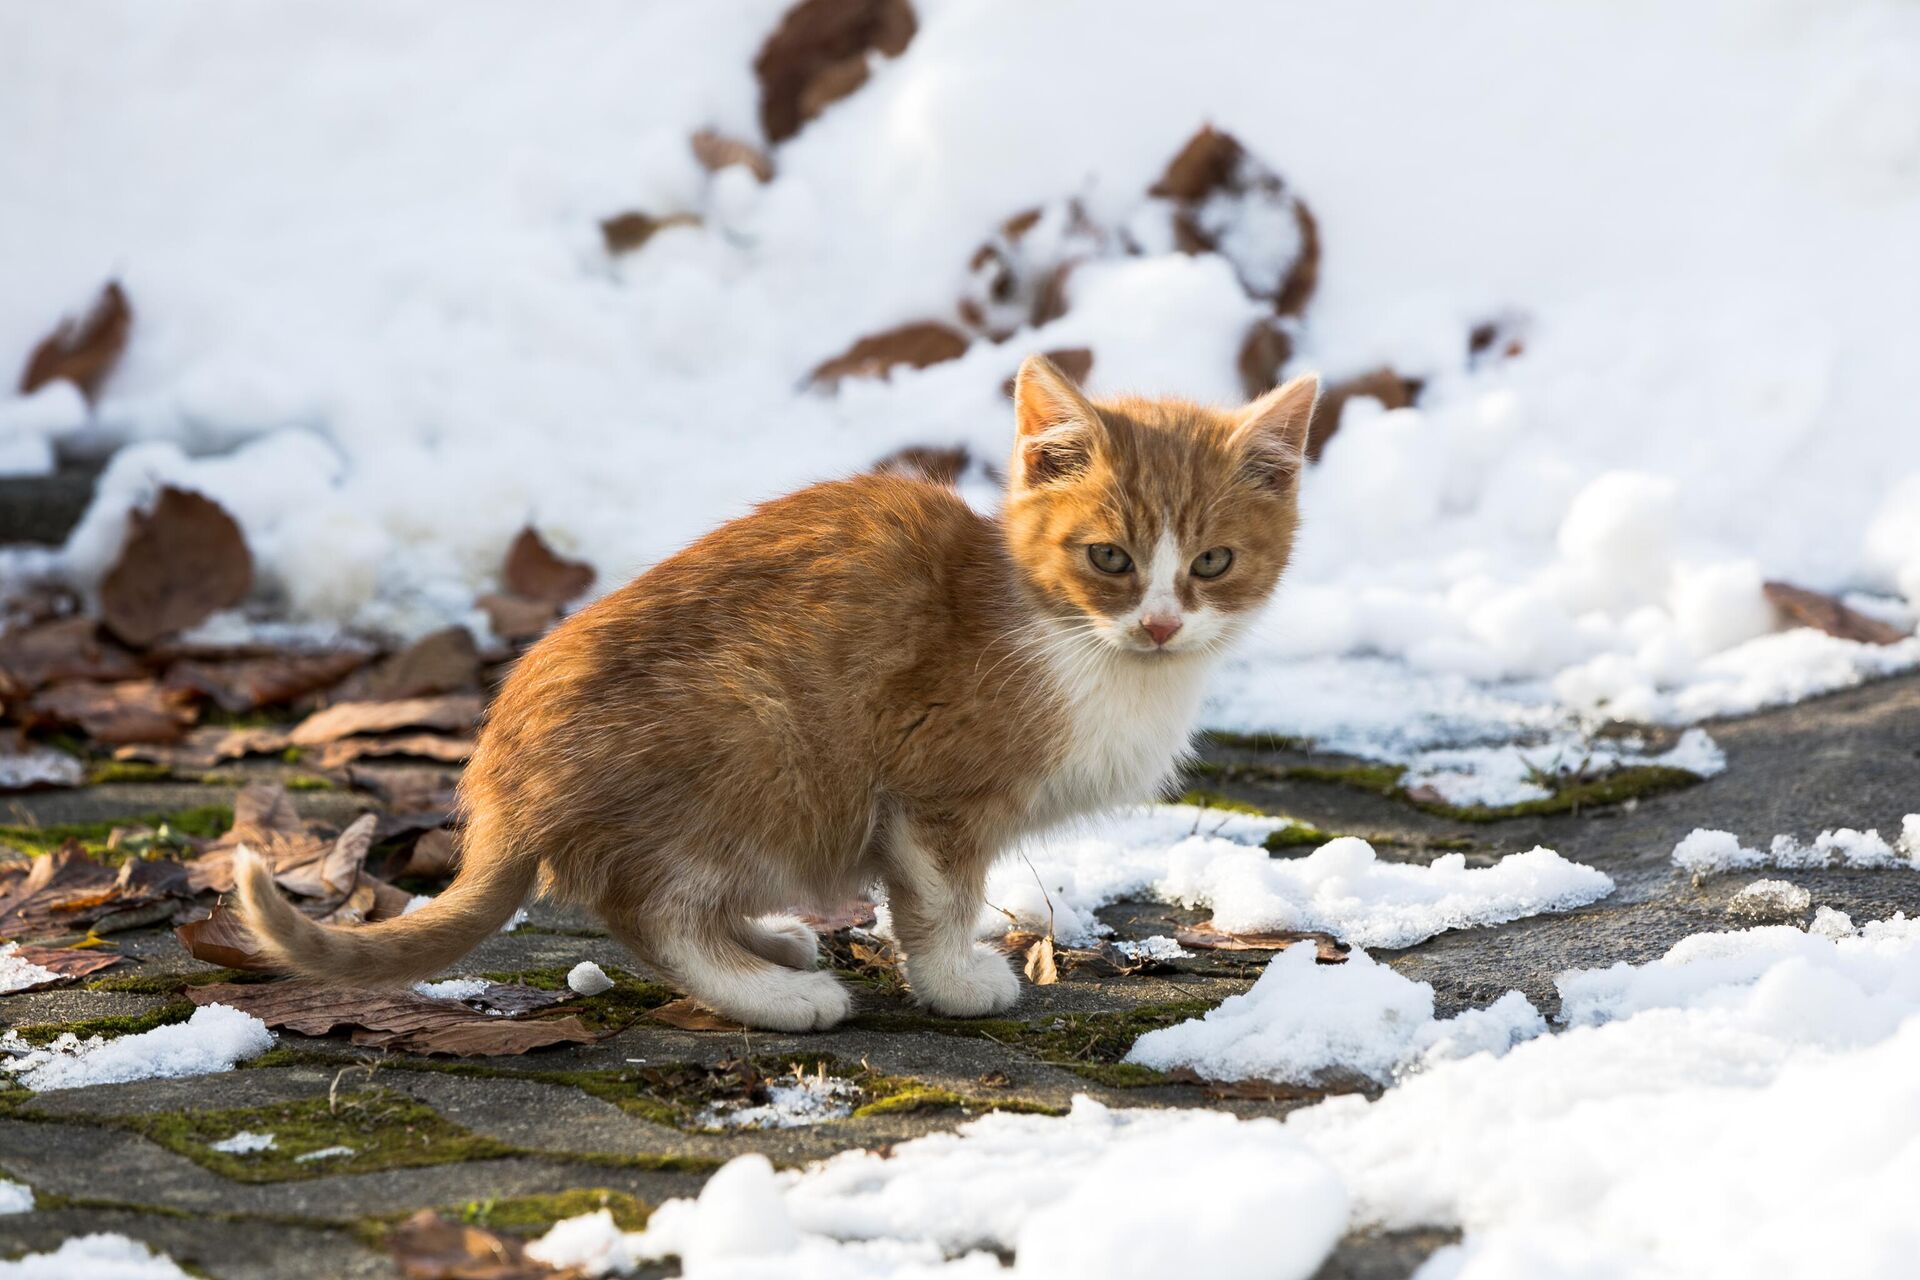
743 913 821 970
608 911 847 1032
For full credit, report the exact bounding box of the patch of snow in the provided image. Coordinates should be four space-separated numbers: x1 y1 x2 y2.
1809 905 1856 940
1399 726 1724 810
0 1179 32 1214
1127 943 1545 1084
567 961 614 996
1673 818 1920 875
0 1233 191 1279
0 382 85 478
0 1004 272 1092
701 1067 860 1131
401 894 432 915
1725 878 1811 922
501 907 530 933
1112 935 1189 964
412 978 491 1001
0 744 85 792
293 1145 355 1163
0 943 62 995
208 1130 277 1155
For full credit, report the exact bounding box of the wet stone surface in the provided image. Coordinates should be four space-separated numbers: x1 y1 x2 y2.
1 674 1917 1277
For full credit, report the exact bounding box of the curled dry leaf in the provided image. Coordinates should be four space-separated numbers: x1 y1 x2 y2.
600 210 700 255
99 487 253 646
188 979 600 1056
331 626 480 702
19 280 132 402
289 694 483 746
162 650 370 713
478 592 558 643
754 0 917 143
1174 921 1349 962
809 321 970 388
1763 581 1908 646
347 764 461 817
958 199 1105 338
388 1209 579 1280
0 942 122 992
113 723 291 772
646 997 746 1032
175 903 271 970
691 129 774 183
0 616 143 696
1307 368 1422 461
1022 933 1059 986
25 678 197 745
1237 317 1296 401
502 528 595 606
310 733 475 771
1148 125 1320 317
0 843 191 942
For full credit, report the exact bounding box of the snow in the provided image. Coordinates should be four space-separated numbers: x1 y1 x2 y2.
0 1179 32 1214
1398 726 1724 809
0 1003 273 1092
209 1130 277 1155
0 943 61 995
1725 878 1811 922
4 0 1917 753
0 1234 191 1280
1672 817 1920 876
991 805 1611 949
568 961 615 996
0 743 86 792
293 1145 355 1163
413 977 491 1001
1127 943 1545 1084
700 1066 861 1132
1112 935 1189 964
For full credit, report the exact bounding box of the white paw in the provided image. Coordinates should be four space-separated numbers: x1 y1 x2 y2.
907 943 1021 1018
748 913 822 970
717 969 851 1033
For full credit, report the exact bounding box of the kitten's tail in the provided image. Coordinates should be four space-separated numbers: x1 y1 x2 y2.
232 818 534 989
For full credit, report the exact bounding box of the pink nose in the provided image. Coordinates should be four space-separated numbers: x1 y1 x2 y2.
1141 615 1182 646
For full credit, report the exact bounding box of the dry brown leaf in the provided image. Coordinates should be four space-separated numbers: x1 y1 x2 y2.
502 528 594 606
809 321 969 388
599 210 700 255
288 694 483 746
1237 317 1296 401
0 616 145 696
754 0 916 143
1307 368 1421 461
188 979 600 1056
311 733 475 770
162 650 370 713
1148 125 1320 317
332 627 481 702
646 997 746 1032
20 280 132 402
388 1208 581 1280
958 198 1104 338
0 843 188 942
25 678 197 745
1022 933 1059 985
1763 581 1908 646
477 592 558 643
1173 921 1349 962
691 129 774 182
112 723 292 772
175 904 271 970
347 765 461 817
99 487 253 646
0 942 123 991
387 827 460 880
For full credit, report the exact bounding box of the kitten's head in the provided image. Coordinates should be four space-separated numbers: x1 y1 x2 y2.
1001 354 1318 656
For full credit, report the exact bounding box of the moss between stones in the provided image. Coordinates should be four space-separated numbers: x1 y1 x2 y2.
85 760 175 785
849 1000 1218 1088
0 805 233 859
1200 757 1704 824
122 1086 516 1183
1200 729 1313 752
82 968 275 994
453 1188 651 1235
12 997 198 1046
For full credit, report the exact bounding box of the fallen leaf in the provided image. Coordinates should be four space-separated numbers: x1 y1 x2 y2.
267 812 376 899
958 199 1105 338
754 0 916 143
347 765 461 817
19 280 132 402
175 904 271 970
0 942 122 992
188 980 600 1056
0 616 144 695
162 650 370 713
477 592 558 643
1237 317 1296 400
1147 125 1320 317
112 724 292 772
599 210 700 255
1059 940 1152 977
25 678 197 745
1022 934 1059 986
1307 368 1421 461
385 827 460 880
0 842 189 942
809 321 969 388
1173 922 1348 962
288 694 483 746
502 528 594 606
646 997 746 1032
310 734 475 771
1763 581 1908 646
691 129 774 182
331 627 480 702
99 487 253 646
388 1208 583 1280
1468 315 1528 366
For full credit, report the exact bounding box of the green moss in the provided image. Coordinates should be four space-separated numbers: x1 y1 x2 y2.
0 1080 31 1117
13 998 198 1046
1062 1061 1171 1088
453 1189 651 1235
1200 729 1313 752
1176 787 1271 817
283 773 334 792
475 967 676 1035
86 760 174 785
122 1087 515 1182
0 804 232 858
1279 761 1410 796
849 1085 969 1117
1262 822 1340 850
83 968 273 994
1416 764 1702 822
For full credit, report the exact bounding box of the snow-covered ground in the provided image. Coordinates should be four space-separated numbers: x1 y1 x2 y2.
4 0 1918 771
0 1003 272 1092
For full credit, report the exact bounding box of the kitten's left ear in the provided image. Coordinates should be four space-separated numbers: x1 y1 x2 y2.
1011 354 1103 487
1230 373 1320 493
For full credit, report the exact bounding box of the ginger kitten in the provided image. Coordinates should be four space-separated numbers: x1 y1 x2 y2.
236 356 1319 1031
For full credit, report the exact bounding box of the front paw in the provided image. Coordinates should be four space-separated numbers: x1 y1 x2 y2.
906 943 1021 1018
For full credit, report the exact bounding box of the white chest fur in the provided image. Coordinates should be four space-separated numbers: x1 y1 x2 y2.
1026 643 1216 829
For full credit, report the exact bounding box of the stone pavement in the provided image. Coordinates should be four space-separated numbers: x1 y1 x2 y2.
1 674 1916 1279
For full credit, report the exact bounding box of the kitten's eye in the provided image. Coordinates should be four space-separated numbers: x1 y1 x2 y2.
1191 547 1234 579
1087 543 1134 574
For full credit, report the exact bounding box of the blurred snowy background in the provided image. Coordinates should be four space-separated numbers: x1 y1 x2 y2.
4 0 1918 778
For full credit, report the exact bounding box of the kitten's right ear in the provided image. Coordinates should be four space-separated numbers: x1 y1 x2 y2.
1011 354 1101 487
